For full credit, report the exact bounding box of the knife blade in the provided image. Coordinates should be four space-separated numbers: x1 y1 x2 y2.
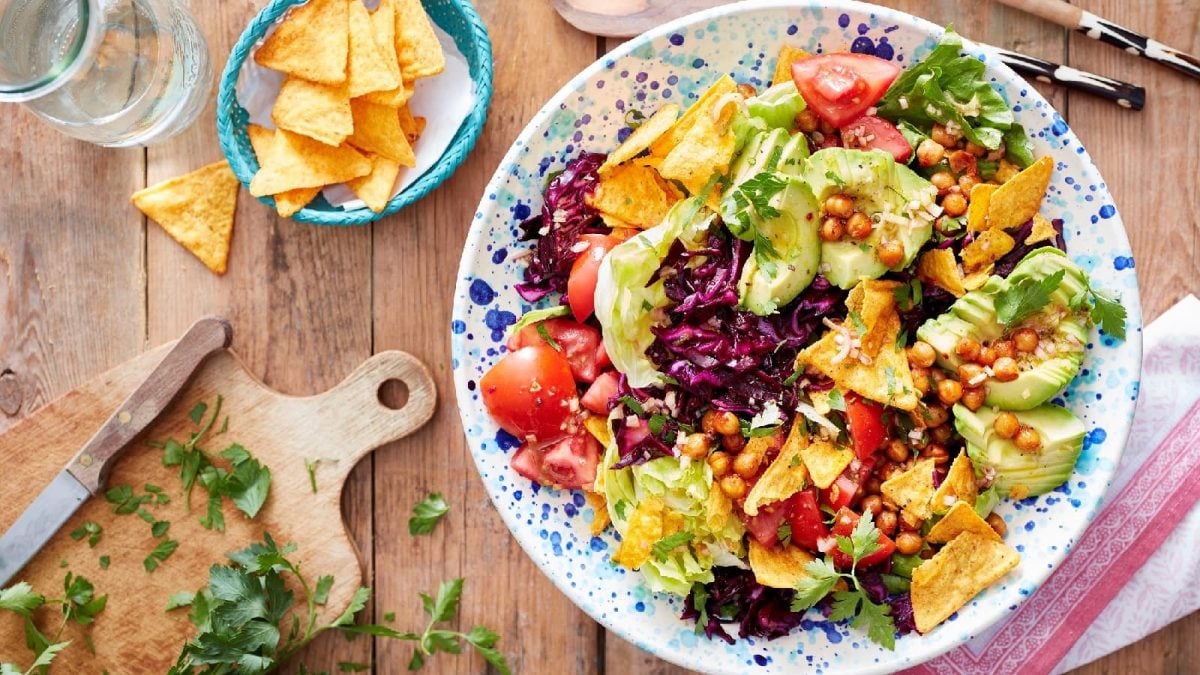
0 316 232 586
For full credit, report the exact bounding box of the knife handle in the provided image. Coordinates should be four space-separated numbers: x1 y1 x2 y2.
67 317 233 493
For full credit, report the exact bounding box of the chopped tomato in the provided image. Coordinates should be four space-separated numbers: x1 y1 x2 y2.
822 456 876 511
480 344 577 441
508 318 609 383
785 489 829 553
511 432 600 489
567 234 621 322
846 394 887 460
744 502 790 548
841 115 912 163
830 507 896 570
581 371 619 415
791 53 901 127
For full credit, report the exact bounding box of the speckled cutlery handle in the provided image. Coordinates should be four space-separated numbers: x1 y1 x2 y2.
993 48 1146 110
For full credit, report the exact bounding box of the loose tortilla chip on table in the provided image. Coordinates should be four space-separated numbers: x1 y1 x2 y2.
927 501 1001 544
743 423 810 516
911 531 1020 633
1025 213 1058 245
346 153 401 213
271 76 354 147
132 161 239 275
773 45 810 85
249 129 372 197
881 458 937 521
600 104 681 172
347 0 401 98
961 227 1016 272
801 439 854 490
393 0 445 79
986 155 1054 231
749 540 817 589
612 497 684 570
348 98 416 166
585 162 680 229
649 74 737 157
966 182 998 232
246 125 321 217
254 0 349 85
931 453 977 514
917 248 966 298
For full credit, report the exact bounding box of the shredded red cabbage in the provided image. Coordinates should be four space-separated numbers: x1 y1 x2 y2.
682 567 805 643
514 152 607 303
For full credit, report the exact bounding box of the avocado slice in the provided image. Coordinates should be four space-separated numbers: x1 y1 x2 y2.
736 175 821 315
746 81 807 130
916 248 1091 410
955 403 1086 498
802 148 937 289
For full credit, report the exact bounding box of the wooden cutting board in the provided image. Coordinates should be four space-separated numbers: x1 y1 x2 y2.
0 342 436 672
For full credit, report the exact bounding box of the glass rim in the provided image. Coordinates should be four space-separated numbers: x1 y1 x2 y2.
0 0 100 102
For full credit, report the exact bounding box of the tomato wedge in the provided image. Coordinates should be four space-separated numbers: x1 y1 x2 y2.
581 370 619 414
822 456 876 511
480 344 577 441
845 393 887 460
841 115 912 163
791 53 901 127
508 318 610 383
785 489 830 553
744 502 790 548
511 432 600 489
567 234 621 322
830 507 896 570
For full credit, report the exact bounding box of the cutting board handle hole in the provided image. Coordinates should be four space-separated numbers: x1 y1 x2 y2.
377 378 410 410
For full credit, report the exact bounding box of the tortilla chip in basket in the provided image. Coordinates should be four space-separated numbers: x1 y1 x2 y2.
348 98 416 166
271 76 353 147
393 0 445 79
347 0 401 98
347 153 401 213
246 125 321 217
132 161 239 275
397 104 427 144
911 531 1020 633
249 129 372 197
254 0 349 85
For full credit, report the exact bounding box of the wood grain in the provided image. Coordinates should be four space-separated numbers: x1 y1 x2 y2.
0 345 435 671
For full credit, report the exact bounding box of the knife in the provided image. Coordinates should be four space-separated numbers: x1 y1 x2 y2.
0 316 232 586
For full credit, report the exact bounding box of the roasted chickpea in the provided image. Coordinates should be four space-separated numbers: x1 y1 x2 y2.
986 513 1008 537
721 432 746 453
708 451 732 477
955 337 981 362
846 212 873 239
911 366 931 395
942 192 968 217
864 477 882 496
736 83 758 98
819 215 847 242
931 123 959 147
876 239 905 267
824 194 855 219
705 410 740 436
937 379 963 405
819 118 836 136
992 356 1020 382
1013 328 1040 353
993 412 1020 440
1015 427 1043 453
681 433 713 459
795 109 819 133
958 363 985 385
930 171 956 192
961 386 986 411
719 474 747 499
733 451 763 479
861 494 884 517
895 531 924 555
884 439 910 463
977 345 997 367
947 149 976 174
924 403 950 427
964 141 987 157
876 510 898 537
908 341 937 368
930 367 947 383
958 173 981 195
916 138 946 168
992 339 1015 360
930 424 953 444
922 442 950 465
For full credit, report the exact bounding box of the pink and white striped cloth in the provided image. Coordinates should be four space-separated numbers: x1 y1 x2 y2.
905 295 1200 675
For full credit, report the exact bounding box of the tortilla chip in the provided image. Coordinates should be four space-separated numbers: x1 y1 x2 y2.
917 248 966 298
927 501 1000 545
749 540 816 589
931 453 978 514
586 491 611 536
961 227 1016 272
246 125 321 217
366 78 416 107
249 129 372 197
271 77 353 147
846 279 901 358
132 161 238 275
801 439 854 490
650 75 737 157
773 45 810 86
993 158 1021 184
346 153 401 213
1025 213 1058 245
601 104 681 172
347 0 401 98
397 104 426 143
706 483 739 544
393 0 444 79
744 424 810 516
881 458 937 521
656 105 737 202
370 0 402 79
986 155 1053 231
584 415 613 449
966 183 998 232
911 531 1020 633
348 98 416 166
612 497 683 570
586 163 679 229
254 0 348 84
962 264 994 291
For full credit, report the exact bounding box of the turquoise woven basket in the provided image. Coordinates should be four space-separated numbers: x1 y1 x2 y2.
217 0 493 226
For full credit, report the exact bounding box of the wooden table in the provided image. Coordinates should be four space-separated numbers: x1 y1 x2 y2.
0 0 1195 672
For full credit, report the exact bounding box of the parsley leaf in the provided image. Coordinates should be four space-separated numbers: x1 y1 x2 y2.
69 521 103 548
827 388 847 412
409 492 450 535
724 172 788 239
777 523 793 548
305 459 319 494
0 583 44 617
854 595 897 651
650 532 693 562
143 539 179 573
790 558 840 611
1089 286 1127 340
825 170 847 188
994 269 1065 326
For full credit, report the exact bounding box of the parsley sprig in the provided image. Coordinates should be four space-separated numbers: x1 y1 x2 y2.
790 514 897 650
0 573 107 673
994 269 1064 327
1087 285 1127 340
408 493 450 535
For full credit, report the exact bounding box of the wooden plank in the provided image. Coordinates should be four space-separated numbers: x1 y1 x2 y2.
142 2 376 671
368 1 602 672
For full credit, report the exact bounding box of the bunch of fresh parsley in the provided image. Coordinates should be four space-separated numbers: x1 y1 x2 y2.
0 573 107 674
790 514 897 650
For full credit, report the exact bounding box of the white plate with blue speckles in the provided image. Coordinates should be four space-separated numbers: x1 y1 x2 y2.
450 1 1143 672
